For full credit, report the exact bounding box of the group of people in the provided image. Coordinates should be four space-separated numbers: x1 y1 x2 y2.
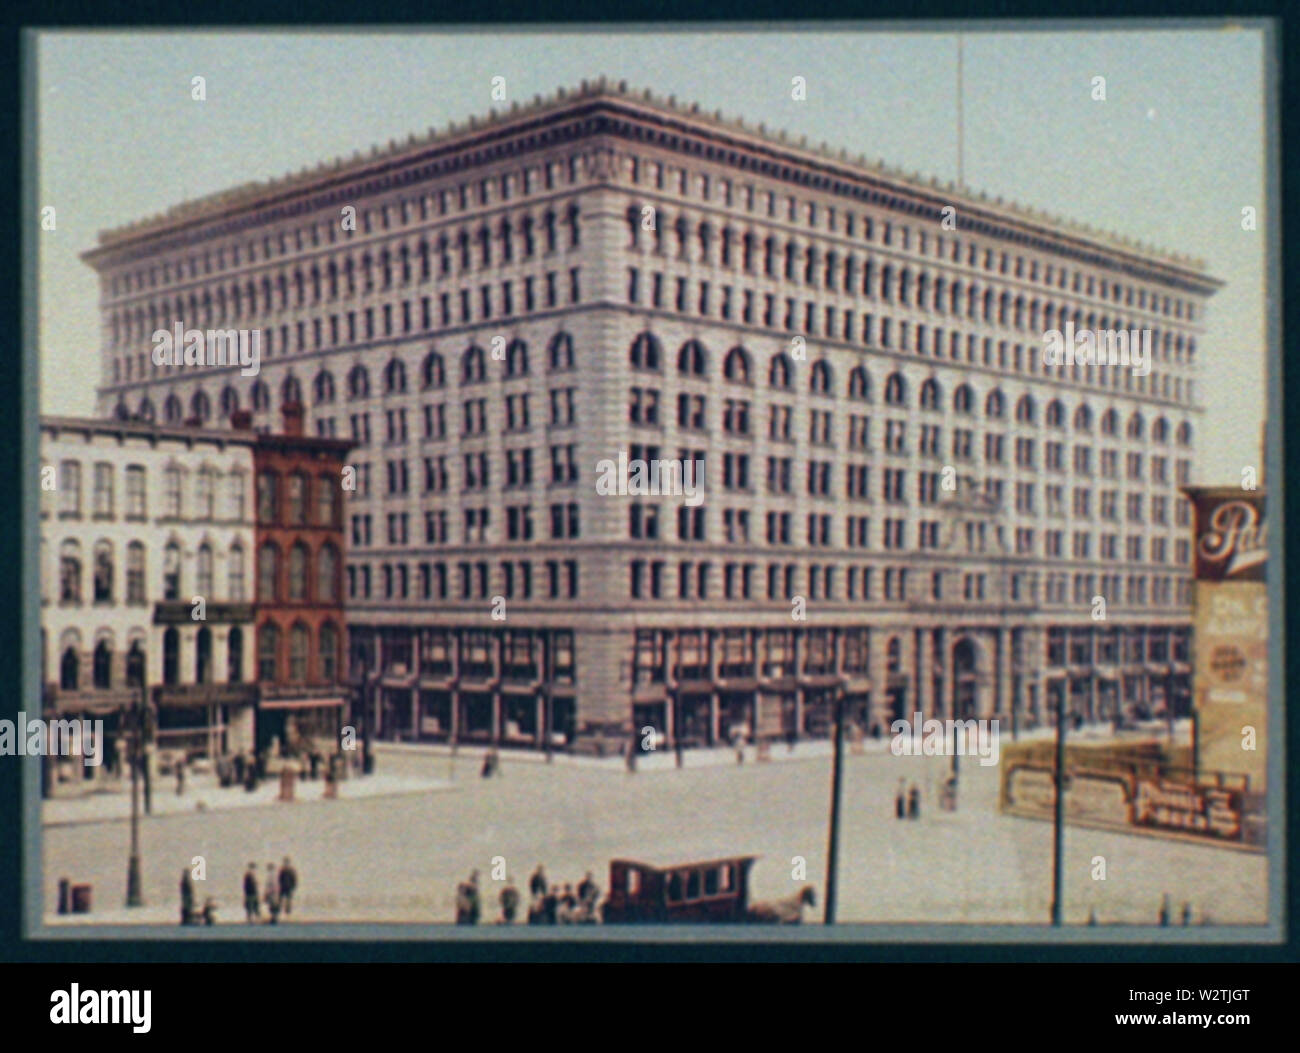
454 865 602 924
242 858 299 924
895 779 923 820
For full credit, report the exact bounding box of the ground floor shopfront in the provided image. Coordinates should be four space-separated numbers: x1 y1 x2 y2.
346 619 1193 751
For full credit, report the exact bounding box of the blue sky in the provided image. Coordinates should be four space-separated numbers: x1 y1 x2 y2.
35 26 1270 480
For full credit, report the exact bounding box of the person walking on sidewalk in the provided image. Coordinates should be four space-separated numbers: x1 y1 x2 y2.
907 782 921 820
264 863 281 924
243 863 260 922
278 857 298 916
895 778 907 819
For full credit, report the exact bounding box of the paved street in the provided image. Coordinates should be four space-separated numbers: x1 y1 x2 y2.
43 742 1267 927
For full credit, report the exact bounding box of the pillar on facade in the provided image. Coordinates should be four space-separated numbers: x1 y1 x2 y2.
996 628 1012 721
914 628 930 719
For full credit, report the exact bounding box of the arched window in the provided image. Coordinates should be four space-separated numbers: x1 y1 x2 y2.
884 372 908 406
347 364 370 399
228 543 245 601
93 540 114 603
384 357 407 394
319 623 338 681
220 386 240 417
258 543 280 603
251 380 270 411
768 353 792 390
61 643 80 690
421 351 445 389
461 345 486 384
810 359 833 395
630 332 662 371
1101 408 1119 436
287 472 308 525
137 397 155 422
196 542 213 596
848 366 870 401
505 339 529 377
1016 394 1037 425
1046 400 1066 428
313 369 335 405
1152 416 1169 443
162 540 181 600
257 471 279 523
317 544 338 603
163 394 183 423
920 378 942 411
126 640 145 687
677 340 707 377
1074 404 1093 432
227 627 243 683
1127 412 1145 440
548 332 574 372
281 373 302 405
1176 421 1192 446
288 542 309 602
195 626 212 684
258 623 280 682
163 627 180 685
316 474 337 526
289 623 310 682
953 384 975 414
985 390 1005 418
723 346 751 384
93 639 112 689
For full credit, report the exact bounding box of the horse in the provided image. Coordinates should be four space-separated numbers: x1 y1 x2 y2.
745 885 816 923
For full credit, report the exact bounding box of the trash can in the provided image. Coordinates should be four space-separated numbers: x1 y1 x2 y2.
70 884 92 914
278 768 295 802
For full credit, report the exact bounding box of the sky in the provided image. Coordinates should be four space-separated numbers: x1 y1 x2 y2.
34 26 1270 482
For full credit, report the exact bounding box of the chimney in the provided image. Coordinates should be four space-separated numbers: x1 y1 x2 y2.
281 401 304 437
230 410 253 431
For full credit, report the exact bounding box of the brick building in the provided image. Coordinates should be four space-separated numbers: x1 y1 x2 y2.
83 79 1214 751
242 404 354 753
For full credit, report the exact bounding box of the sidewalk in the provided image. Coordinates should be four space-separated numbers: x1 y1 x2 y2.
41 769 455 828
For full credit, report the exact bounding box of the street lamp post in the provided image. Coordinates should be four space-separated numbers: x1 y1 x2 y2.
1050 687 1067 926
824 688 845 925
125 686 144 908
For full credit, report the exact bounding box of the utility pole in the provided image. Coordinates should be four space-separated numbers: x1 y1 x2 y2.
1050 689 1067 926
824 689 845 925
125 688 143 908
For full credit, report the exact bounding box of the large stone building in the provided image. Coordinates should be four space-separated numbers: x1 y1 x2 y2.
81 79 1214 750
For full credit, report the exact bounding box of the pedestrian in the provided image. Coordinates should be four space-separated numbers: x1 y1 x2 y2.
1181 901 1192 926
201 897 217 925
577 871 595 904
542 884 558 924
499 880 520 924
625 736 637 773
243 863 260 922
527 894 545 925
907 782 920 820
895 778 907 819
455 870 480 924
278 857 298 916
1158 893 1171 926
529 864 547 899
180 867 195 925
734 729 745 766
175 759 185 796
264 863 281 924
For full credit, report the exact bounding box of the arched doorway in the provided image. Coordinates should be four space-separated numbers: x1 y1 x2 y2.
952 638 981 719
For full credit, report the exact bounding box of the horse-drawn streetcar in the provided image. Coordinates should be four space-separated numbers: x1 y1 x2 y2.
601 855 815 924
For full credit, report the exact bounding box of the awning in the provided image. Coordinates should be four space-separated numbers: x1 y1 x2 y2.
259 696 346 711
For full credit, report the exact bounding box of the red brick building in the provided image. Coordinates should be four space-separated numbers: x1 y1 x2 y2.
241 403 355 753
